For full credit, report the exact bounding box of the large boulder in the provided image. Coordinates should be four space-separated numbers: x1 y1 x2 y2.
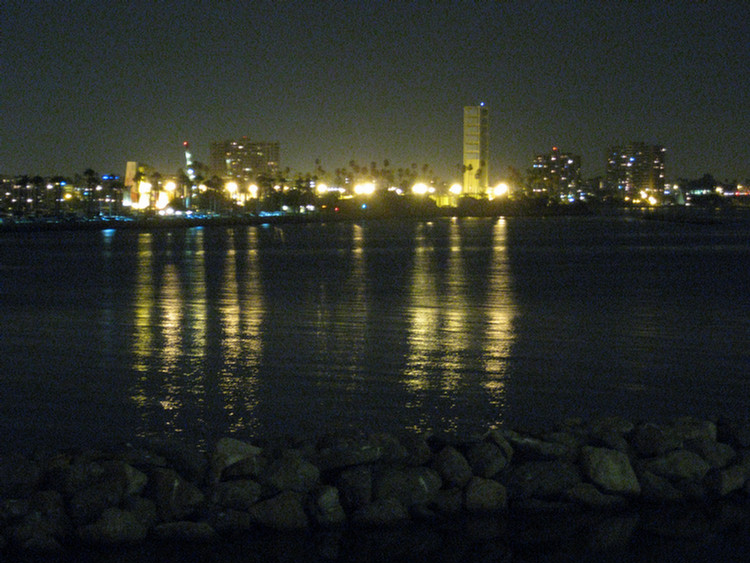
466 441 508 478
503 430 572 461
670 417 717 442
210 479 262 510
308 485 347 526
373 466 442 507
684 437 736 469
147 438 207 483
507 461 581 499
146 468 205 521
464 477 507 512
261 451 320 494
580 447 640 496
704 464 748 497
432 446 472 488
248 491 308 530
564 483 627 509
640 449 710 482
210 437 263 482
77 507 148 544
314 438 384 470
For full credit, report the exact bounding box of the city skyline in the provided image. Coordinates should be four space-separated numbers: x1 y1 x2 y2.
2 1 748 182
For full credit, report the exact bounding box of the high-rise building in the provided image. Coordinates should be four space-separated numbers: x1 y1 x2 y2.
210 138 280 181
463 105 489 197
606 142 666 194
528 147 582 197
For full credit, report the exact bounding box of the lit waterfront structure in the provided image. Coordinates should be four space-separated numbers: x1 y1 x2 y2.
528 147 581 198
463 105 489 197
606 142 666 194
210 138 280 182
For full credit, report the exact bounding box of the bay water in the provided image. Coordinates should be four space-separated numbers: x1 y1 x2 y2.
1 216 748 453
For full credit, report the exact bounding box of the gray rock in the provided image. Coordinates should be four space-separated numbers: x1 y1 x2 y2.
308 485 347 526
77 507 148 544
121 496 158 529
147 468 205 521
587 514 639 552
432 446 472 488
504 430 572 461
580 447 640 495
148 438 208 483
704 464 748 497
315 439 384 471
564 483 627 509
351 498 409 526
684 437 736 469
590 417 633 452
466 441 508 478
337 465 372 510
152 521 219 542
507 460 582 499
630 423 681 458
262 451 320 493
16 531 64 555
373 466 442 507
0 453 41 497
464 477 507 512
210 437 263 482
102 460 148 497
11 490 71 545
211 479 262 510
222 453 267 480
641 449 710 482
248 490 308 530
484 429 514 462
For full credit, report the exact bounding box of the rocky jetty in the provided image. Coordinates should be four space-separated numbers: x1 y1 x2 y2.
1 416 750 561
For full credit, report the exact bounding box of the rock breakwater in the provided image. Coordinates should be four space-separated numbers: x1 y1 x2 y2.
2 416 750 561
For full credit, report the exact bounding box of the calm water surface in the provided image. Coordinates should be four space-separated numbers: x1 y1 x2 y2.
1 216 749 452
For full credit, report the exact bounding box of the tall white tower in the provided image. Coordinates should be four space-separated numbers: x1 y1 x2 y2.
463 104 489 197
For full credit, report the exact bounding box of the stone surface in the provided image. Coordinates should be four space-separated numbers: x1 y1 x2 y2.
640 449 710 482
308 485 347 526
704 464 748 497
507 461 581 499
504 430 572 461
262 451 320 493
210 479 262 510
464 477 507 512
671 417 717 442
466 441 508 478
148 438 207 483
77 507 148 544
147 468 205 521
684 437 736 469
580 447 640 495
315 439 384 470
432 446 472 488
210 437 263 481
485 429 514 462
248 491 308 530
373 466 442 507
638 471 684 502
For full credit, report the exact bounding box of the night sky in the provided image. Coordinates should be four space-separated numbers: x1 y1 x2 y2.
3 1 748 182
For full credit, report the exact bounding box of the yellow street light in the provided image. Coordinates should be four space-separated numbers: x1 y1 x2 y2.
449 183 462 195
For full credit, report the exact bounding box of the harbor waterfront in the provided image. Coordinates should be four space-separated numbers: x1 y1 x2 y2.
1 215 749 454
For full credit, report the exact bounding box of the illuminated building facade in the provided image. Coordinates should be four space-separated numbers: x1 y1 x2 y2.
528 147 581 197
210 138 280 182
607 142 666 193
463 105 489 197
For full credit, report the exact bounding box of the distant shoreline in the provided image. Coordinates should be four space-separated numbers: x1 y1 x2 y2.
1 204 747 234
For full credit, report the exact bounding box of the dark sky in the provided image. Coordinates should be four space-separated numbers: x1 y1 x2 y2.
3 1 748 182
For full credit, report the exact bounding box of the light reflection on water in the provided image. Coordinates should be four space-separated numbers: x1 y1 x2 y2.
1 216 749 452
